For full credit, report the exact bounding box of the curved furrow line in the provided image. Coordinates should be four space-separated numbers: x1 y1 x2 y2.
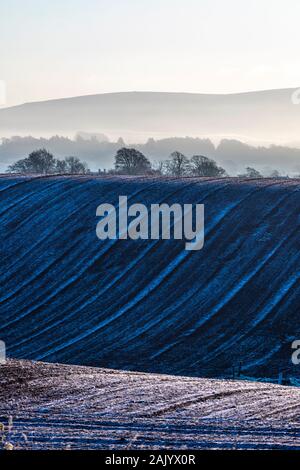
0 177 109 302
0 178 169 328
0 178 98 285
88 180 290 356
0 176 171 312
0 174 51 194
4 175 227 330
147 181 300 359
0 176 71 218
18 181 294 359
201 259 300 364
107 180 300 356
1 176 300 380
11 178 234 351
174 186 300 362
29 180 243 358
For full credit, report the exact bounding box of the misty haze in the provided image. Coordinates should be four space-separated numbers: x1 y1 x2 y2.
3 0 300 453
1 89 300 175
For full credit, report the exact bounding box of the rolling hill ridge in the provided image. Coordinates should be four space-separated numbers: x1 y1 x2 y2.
0 175 299 380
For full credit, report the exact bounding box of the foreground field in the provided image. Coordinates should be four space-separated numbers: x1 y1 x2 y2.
1 175 300 380
1 359 300 450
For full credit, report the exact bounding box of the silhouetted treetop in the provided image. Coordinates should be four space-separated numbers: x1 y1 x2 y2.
114 148 151 175
7 149 89 175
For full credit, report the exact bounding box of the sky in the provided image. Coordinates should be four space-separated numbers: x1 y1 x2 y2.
0 0 300 107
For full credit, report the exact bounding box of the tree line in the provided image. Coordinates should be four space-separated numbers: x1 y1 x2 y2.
7 149 89 175
6 147 274 178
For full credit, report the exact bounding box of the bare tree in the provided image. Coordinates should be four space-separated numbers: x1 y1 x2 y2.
164 151 190 177
7 149 56 174
55 159 68 174
7 150 89 175
190 155 226 177
241 167 263 178
114 148 151 175
64 156 89 174
151 160 165 175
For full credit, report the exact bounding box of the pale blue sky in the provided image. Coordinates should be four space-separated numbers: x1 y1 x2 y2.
1 0 300 106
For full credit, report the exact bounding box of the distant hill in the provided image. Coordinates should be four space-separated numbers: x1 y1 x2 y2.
1 89 300 144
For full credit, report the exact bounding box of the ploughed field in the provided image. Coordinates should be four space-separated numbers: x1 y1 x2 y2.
1 175 300 380
1 359 300 450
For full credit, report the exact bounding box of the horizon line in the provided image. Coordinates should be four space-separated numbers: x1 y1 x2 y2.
2 86 300 110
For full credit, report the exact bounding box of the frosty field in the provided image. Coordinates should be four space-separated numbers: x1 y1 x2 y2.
1 175 300 380
1 175 300 450
1 359 300 450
